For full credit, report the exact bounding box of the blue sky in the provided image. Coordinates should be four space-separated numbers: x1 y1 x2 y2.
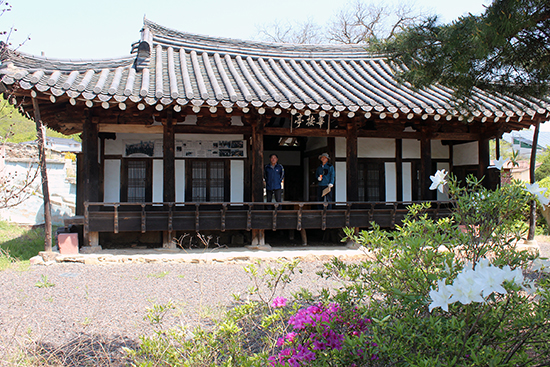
4 0 490 59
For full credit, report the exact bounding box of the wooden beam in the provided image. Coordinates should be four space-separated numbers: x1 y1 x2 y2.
264 126 346 137
346 121 359 201
431 132 480 140
32 98 52 252
163 110 175 202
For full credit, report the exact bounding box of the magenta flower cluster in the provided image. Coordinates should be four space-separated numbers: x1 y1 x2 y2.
268 300 378 366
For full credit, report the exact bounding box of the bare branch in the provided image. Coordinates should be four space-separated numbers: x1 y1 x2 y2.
255 18 325 44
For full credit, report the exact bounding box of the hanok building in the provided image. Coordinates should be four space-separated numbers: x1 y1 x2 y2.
1 19 549 251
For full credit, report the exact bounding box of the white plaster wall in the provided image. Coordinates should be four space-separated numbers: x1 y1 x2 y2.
335 161 346 202
432 140 450 159
104 133 163 155
402 162 412 201
179 115 197 125
454 142 479 166
359 138 395 158
385 162 397 201
105 133 245 156
175 160 185 202
402 139 421 159
103 160 121 203
231 160 244 202
152 160 163 202
306 137 328 152
231 116 243 126
335 137 346 158
0 160 76 225
437 162 450 201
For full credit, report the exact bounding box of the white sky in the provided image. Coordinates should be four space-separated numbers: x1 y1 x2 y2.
5 0 490 59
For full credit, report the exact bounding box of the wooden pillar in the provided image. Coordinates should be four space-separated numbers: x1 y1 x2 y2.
251 116 266 248
163 110 175 202
396 139 403 202
528 121 541 241
81 112 99 248
346 120 358 201
163 111 175 248
32 98 52 252
251 117 264 203
479 138 490 185
420 132 432 200
82 113 99 204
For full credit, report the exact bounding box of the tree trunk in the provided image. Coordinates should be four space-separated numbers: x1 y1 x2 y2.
32 98 52 252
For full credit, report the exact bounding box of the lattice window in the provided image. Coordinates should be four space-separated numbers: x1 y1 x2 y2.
191 161 207 202
188 160 228 202
127 161 147 202
209 161 225 202
358 162 385 202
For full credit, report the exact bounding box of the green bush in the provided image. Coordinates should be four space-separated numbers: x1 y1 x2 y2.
128 173 550 366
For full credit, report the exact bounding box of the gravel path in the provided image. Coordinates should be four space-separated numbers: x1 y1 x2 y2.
0 261 340 366
2 239 549 367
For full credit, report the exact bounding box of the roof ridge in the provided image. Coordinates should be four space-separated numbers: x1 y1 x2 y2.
142 18 383 60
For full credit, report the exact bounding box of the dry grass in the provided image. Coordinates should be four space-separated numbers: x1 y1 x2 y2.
3 333 137 367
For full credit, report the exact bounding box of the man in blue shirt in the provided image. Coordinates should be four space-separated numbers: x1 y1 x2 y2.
316 153 335 208
264 154 285 202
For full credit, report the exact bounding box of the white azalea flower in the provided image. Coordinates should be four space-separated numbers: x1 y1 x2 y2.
509 268 524 284
475 266 507 298
449 282 485 305
524 183 549 206
429 279 454 312
532 258 546 272
429 169 447 193
532 258 550 272
537 192 550 206
488 157 509 170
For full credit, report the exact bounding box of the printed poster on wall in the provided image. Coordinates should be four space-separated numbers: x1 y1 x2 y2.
176 140 246 158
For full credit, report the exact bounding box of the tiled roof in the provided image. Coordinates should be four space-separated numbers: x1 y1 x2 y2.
1 18 549 121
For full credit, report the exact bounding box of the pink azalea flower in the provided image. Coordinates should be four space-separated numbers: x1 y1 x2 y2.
271 297 288 308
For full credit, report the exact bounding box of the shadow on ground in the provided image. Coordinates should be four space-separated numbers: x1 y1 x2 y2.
26 333 137 367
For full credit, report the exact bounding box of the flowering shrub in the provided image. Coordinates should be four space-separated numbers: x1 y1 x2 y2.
428 258 529 311
129 170 550 366
322 171 550 366
268 301 378 367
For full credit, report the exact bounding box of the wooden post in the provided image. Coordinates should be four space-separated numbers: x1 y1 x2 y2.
420 132 432 200
81 112 99 248
528 121 540 241
32 98 52 252
346 120 358 201
82 113 99 204
250 116 266 248
251 117 264 203
396 139 403 202
163 110 175 202
163 111 175 249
